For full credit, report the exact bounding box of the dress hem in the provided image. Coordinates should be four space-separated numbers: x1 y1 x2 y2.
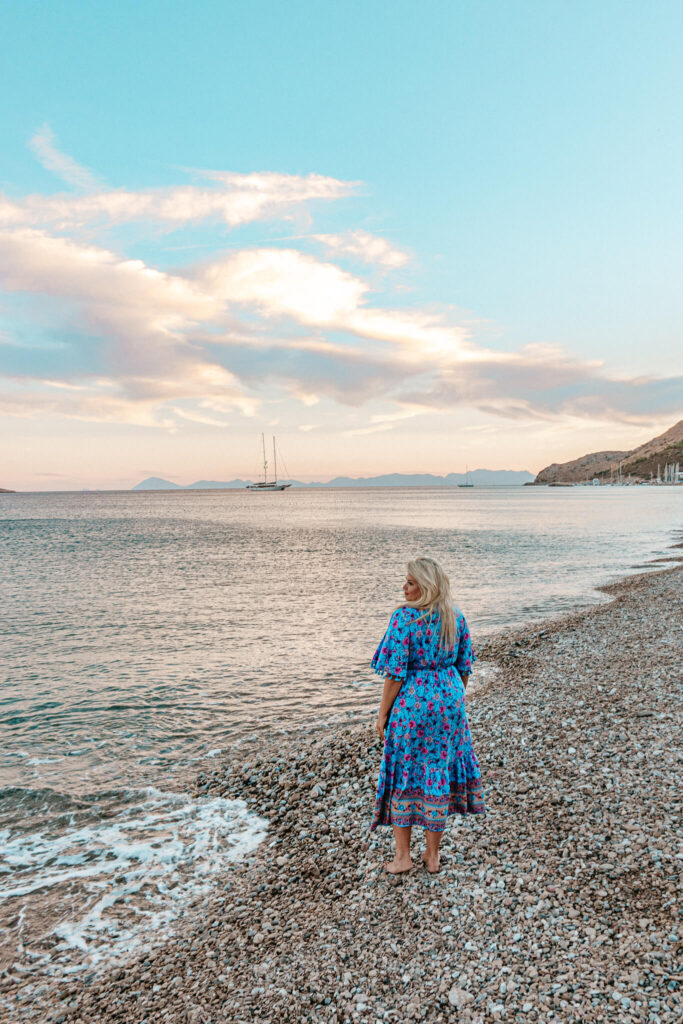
370 805 486 833
369 780 486 832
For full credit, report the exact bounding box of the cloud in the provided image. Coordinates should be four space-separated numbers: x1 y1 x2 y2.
0 369 256 428
342 410 422 437
3 140 359 231
398 348 683 425
202 248 367 325
0 228 215 321
29 125 102 192
0 228 258 420
200 247 472 363
167 404 231 428
0 135 680 433
0 227 218 384
313 230 410 268
2 226 680 427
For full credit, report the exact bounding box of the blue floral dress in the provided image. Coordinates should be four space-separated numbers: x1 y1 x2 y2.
370 606 486 831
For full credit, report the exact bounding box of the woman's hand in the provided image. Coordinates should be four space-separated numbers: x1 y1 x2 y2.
376 714 387 741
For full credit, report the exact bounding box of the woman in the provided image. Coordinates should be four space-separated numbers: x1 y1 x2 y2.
371 556 485 874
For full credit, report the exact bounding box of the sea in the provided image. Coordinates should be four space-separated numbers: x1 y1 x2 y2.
1 486 681 989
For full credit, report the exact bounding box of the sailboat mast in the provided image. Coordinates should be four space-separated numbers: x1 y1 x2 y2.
273 437 277 483
261 432 268 483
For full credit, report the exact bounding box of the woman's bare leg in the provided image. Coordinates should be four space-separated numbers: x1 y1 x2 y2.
385 825 413 873
422 829 443 872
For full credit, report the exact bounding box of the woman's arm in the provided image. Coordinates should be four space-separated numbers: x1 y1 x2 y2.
461 672 470 691
376 675 402 740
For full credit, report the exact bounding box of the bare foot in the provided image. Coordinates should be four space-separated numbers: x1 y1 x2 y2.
384 856 413 875
421 852 440 874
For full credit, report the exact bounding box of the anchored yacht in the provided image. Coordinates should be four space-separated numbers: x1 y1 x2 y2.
246 435 291 491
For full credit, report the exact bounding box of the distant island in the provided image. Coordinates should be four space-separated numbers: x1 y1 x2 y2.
534 419 683 484
0 487 16 493
133 469 535 490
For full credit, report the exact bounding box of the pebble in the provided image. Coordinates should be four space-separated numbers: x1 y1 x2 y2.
449 985 474 1007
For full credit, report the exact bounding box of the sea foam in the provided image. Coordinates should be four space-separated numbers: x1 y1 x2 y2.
0 785 268 978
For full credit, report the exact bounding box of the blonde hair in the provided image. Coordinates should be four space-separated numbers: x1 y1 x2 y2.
403 556 456 650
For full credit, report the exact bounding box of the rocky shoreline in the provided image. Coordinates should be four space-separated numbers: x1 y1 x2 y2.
10 562 683 1023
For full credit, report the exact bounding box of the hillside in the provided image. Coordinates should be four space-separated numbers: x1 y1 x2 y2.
535 420 683 484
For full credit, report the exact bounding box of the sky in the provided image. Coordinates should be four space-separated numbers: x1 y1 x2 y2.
1 0 682 490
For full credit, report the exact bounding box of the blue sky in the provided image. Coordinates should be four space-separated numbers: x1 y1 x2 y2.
1 0 681 488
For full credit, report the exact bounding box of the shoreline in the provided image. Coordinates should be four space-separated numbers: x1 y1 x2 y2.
9 560 683 1023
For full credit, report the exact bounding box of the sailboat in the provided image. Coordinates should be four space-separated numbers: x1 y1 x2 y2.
246 434 292 491
458 465 474 488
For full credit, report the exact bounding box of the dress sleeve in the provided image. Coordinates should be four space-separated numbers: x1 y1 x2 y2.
455 612 476 675
371 609 410 681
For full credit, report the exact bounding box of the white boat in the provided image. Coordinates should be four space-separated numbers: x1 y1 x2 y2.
246 435 292 491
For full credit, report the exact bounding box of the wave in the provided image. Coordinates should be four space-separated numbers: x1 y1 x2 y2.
0 784 268 979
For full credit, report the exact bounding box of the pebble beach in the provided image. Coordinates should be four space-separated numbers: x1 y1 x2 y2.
8 561 682 1024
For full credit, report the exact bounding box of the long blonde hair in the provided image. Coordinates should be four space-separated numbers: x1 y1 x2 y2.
403 556 456 650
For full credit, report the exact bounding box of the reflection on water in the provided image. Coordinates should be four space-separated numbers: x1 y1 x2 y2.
1 486 681 791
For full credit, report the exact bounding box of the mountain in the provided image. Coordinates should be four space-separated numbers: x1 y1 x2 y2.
132 468 534 490
133 476 252 490
133 477 182 490
534 420 683 484
320 469 534 487
0 487 15 493
187 479 253 489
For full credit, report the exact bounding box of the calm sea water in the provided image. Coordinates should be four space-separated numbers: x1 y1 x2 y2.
1 486 680 985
